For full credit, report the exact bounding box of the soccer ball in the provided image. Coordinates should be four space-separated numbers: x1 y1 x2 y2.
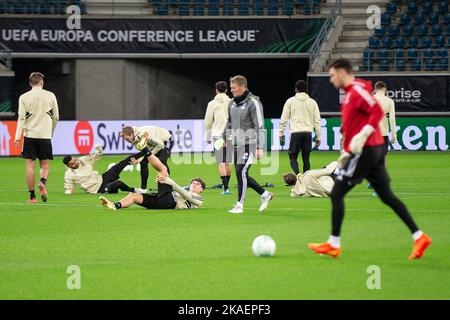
252 235 276 257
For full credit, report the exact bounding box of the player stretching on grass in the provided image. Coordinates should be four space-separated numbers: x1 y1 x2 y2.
283 161 339 198
99 160 205 211
63 145 143 195
120 125 172 193
308 59 431 260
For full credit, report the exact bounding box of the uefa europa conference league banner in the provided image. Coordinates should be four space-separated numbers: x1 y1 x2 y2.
309 75 450 113
0 18 323 54
0 118 448 156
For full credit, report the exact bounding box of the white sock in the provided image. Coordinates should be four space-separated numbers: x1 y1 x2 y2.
261 191 270 198
327 235 341 248
236 202 243 208
412 230 423 241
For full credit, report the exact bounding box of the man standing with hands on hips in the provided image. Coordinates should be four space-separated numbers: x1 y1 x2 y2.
15 72 59 203
215 75 273 214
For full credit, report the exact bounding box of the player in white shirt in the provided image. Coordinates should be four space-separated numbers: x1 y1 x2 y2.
63 145 144 195
283 162 339 198
120 125 172 193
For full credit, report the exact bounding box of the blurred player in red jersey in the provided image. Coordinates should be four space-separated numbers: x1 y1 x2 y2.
308 59 431 259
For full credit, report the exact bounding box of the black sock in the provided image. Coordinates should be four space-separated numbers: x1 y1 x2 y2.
114 202 122 209
226 175 231 188
221 176 229 190
29 190 36 199
40 178 47 185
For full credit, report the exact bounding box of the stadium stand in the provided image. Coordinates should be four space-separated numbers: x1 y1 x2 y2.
0 0 87 15
363 0 450 72
0 0 329 16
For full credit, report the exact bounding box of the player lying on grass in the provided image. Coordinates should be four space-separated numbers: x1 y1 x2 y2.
63 145 146 195
99 171 205 211
283 161 339 198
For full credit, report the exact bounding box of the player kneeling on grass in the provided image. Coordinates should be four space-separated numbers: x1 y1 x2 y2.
63 145 143 195
100 176 205 211
283 161 339 198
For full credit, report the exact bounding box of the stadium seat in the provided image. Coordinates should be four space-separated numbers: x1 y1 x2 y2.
395 48 405 59
408 48 419 59
403 24 414 37
435 35 446 48
438 48 449 58
0 1 5 14
431 24 442 36
447 24 450 35
381 13 392 26
178 4 190 16
368 37 380 48
416 24 428 36
411 58 422 71
396 59 407 71
424 58 436 71
386 2 397 14
267 0 279 15
414 13 425 25
223 0 234 15
193 4 204 16
407 2 418 15
388 24 400 37
363 48 375 61
377 49 389 59
155 4 169 15
381 37 393 48
444 13 450 25
208 0 220 16
422 2 433 15
379 59 390 71
428 13 440 25
399 13 411 25
438 2 449 14
12 1 26 14
237 4 249 16
421 36 433 48
424 47 434 58
253 1 264 15
283 1 294 16
437 58 449 70
374 27 385 37
394 36 406 48
407 36 419 48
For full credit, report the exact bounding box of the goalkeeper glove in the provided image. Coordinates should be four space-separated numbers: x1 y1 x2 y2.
337 151 351 170
349 125 375 155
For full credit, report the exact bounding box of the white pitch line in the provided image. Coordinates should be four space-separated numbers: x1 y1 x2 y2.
0 202 98 207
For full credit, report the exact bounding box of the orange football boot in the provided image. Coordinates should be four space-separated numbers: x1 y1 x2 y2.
409 233 432 260
308 242 341 258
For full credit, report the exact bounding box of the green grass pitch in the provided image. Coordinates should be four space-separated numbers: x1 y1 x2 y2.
1 151 449 299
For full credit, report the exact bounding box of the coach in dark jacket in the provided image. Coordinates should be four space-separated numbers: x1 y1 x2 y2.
218 75 273 214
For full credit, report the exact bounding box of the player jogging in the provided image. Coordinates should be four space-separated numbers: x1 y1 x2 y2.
308 59 431 260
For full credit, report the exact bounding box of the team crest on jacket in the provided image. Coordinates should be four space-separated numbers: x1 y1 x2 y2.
242 152 249 160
